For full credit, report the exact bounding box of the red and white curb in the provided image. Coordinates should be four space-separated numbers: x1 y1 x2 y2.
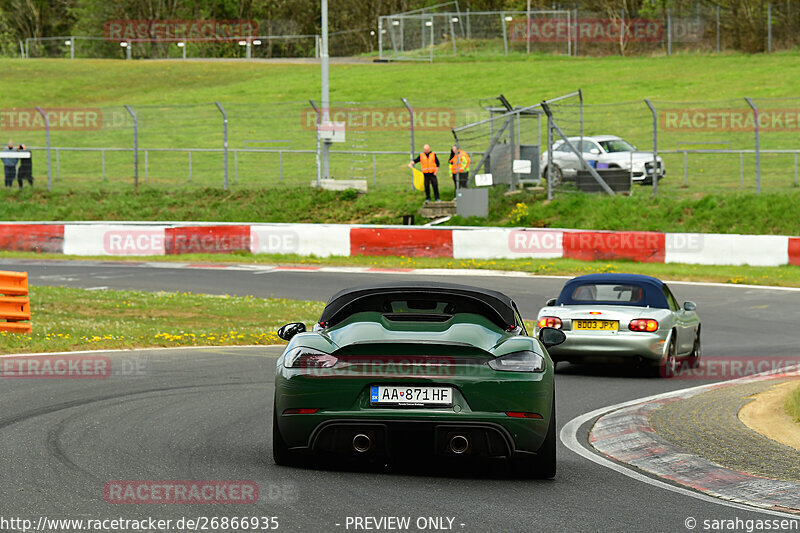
560 369 800 518
2 222 799 267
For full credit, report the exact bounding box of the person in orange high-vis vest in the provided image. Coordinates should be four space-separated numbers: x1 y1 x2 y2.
449 145 471 196
407 144 440 202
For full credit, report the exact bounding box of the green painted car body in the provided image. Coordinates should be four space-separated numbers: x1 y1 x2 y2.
272 283 561 477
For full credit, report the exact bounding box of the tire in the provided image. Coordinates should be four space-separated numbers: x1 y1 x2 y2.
272 401 299 466
544 166 563 188
515 394 556 479
657 334 678 379
688 327 701 369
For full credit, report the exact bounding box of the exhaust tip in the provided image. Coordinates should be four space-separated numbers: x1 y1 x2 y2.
449 434 469 454
352 433 371 453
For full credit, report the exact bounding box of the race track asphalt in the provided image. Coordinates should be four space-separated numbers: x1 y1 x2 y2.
1 259 798 532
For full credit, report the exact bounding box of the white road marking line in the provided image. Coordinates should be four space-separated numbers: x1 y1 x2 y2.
12 259 800 292
559 367 800 519
0 345 283 358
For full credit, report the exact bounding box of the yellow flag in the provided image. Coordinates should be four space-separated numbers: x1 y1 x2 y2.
412 168 425 191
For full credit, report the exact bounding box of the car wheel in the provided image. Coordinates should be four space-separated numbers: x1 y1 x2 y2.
545 165 563 188
661 335 678 378
688 328 701 368
514 394 556 479
272 400 299 466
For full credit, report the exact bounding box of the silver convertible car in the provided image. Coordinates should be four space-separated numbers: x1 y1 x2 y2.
534 274 700 377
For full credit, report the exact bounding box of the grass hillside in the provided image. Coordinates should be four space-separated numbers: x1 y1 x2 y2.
1 53 798 230
2 187 799 236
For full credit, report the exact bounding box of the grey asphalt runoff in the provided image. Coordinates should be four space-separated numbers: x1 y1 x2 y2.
1 259 798 532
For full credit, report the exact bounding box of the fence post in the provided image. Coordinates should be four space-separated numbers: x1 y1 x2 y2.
683 151 688 186
401 97 416 190
123 105 138 192
309 99 321 186
34 107 52 191
526 1 531 55
546 114 554 201
501 12 508 56
566 10 572 56
767 3 772 52
745 97 761 194
449 15 457 55
644 99 659 197
574 8 579 56
740 152 743 188
509 111 517 192
215 102 229 190
70 36 74 59
620 9 625 55
667 9 672 55
716 6 721 53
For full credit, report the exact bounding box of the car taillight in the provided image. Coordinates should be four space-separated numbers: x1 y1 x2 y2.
629 319 659 332
505 411 543 419
283 408 319 415
284 347 338 368
488 351 545 373
537 316 562 329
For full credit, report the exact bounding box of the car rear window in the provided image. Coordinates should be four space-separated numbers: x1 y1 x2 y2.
570 283 644 304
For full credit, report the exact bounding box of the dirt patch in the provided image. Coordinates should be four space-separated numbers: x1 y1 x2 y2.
739 378 800 452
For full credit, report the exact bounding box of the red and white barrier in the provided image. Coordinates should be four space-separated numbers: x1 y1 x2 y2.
351 227 453 258
0 224 64 253
453 228 563 259
1 222 798 267
251 224 350 257
63 224 166 256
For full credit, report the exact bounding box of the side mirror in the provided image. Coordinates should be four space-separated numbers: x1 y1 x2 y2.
683 301 697 312
277 322 306 341
538 327 566 348
545 297 557 307
589 148 600 155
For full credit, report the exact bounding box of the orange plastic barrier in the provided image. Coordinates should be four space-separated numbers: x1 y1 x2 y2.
0 271 31 334
0 270 28 296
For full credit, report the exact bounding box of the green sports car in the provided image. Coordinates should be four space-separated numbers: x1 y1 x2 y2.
272 282 565 478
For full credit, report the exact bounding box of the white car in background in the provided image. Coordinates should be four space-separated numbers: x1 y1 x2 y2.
540 135 665 186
